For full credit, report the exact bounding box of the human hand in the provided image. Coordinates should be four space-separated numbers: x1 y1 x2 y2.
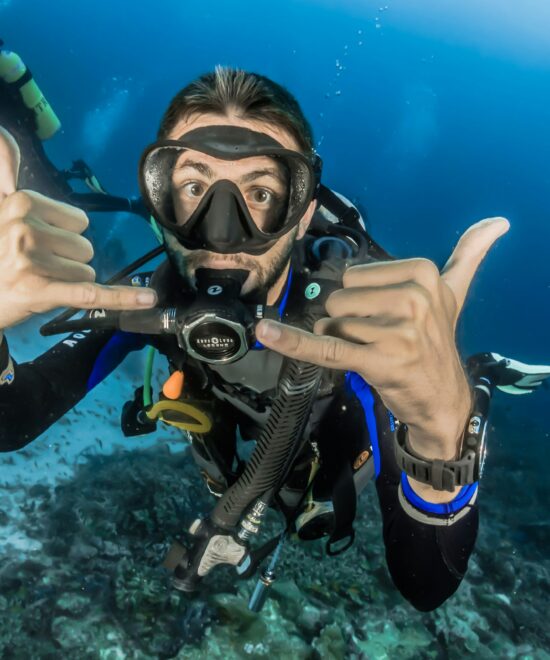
0 127 157 333
257 217 510 459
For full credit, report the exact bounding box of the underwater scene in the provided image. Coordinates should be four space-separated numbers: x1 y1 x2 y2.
0 0 549 658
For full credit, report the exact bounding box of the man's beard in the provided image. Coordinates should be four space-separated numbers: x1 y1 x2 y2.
162 227 298 301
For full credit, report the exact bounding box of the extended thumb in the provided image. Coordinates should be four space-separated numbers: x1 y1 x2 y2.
442 216 510 311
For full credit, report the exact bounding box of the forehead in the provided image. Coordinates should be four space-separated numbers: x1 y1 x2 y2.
167 111 301 152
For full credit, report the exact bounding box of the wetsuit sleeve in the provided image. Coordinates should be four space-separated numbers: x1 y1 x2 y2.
0 328 148 452
345 372 478 611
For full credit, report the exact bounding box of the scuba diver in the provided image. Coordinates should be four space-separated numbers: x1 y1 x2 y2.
1 43 550 613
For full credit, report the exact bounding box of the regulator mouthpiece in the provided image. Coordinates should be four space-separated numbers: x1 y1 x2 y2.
172 268 261 364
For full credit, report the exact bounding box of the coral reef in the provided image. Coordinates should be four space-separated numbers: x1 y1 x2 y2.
0 409 548 658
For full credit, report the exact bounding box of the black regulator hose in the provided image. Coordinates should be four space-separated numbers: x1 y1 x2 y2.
170 331 323 590
210 312 323 531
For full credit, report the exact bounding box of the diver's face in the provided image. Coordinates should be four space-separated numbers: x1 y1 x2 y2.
172 150 289 233
162 112 316 303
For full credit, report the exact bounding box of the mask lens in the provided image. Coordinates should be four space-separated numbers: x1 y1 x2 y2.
142 145 183 227
170 154 291 232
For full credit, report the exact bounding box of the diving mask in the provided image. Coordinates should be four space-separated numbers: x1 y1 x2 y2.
138 125 322 255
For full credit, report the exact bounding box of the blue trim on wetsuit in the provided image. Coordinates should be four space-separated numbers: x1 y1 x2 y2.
345 372 381 477
252 266 293 350
400 472 478 515
278 266 293 318
86 331 148 391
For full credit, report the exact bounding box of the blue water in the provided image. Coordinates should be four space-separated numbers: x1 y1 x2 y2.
1 0 549 656
5 0 549 353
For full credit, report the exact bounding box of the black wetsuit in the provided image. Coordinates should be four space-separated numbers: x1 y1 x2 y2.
0 257 479 612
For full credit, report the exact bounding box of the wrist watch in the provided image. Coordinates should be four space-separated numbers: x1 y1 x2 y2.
394 382 491 492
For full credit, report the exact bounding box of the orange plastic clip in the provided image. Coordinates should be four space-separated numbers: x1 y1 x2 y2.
162 370 185 400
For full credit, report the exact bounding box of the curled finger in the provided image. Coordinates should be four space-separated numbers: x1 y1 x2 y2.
26 216 94 263
344 258 441 293
0 189 89 233
313 316 394 345
326 282 432 321
32 252 96 283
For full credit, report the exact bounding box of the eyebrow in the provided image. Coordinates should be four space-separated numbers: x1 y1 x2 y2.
240 168 286 184
175 159 285 184
175 160 214 178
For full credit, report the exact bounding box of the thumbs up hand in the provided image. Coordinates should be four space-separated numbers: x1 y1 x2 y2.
0 126 157 334
257 216 510 471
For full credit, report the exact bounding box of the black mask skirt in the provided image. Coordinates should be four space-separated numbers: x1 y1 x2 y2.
138 124 322 255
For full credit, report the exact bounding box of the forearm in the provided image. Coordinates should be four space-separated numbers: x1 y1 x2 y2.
0 327 123 450
377 471 479 611
346 374 479 609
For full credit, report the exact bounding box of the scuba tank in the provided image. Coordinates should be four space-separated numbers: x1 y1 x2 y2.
0 39 151 217
0 41 61 140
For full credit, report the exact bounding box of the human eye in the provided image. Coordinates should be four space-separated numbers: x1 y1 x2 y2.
181 181 206 199
248 187 277 206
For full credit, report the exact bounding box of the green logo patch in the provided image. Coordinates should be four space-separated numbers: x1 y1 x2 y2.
305 282 321 300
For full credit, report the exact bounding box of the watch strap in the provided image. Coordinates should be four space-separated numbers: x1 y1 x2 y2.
394 422 477 492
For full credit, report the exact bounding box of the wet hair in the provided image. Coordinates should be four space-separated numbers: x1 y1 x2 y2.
157 66 315 156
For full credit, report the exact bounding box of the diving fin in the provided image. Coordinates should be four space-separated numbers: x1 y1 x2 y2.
467 352 550 395
490 352 550 395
